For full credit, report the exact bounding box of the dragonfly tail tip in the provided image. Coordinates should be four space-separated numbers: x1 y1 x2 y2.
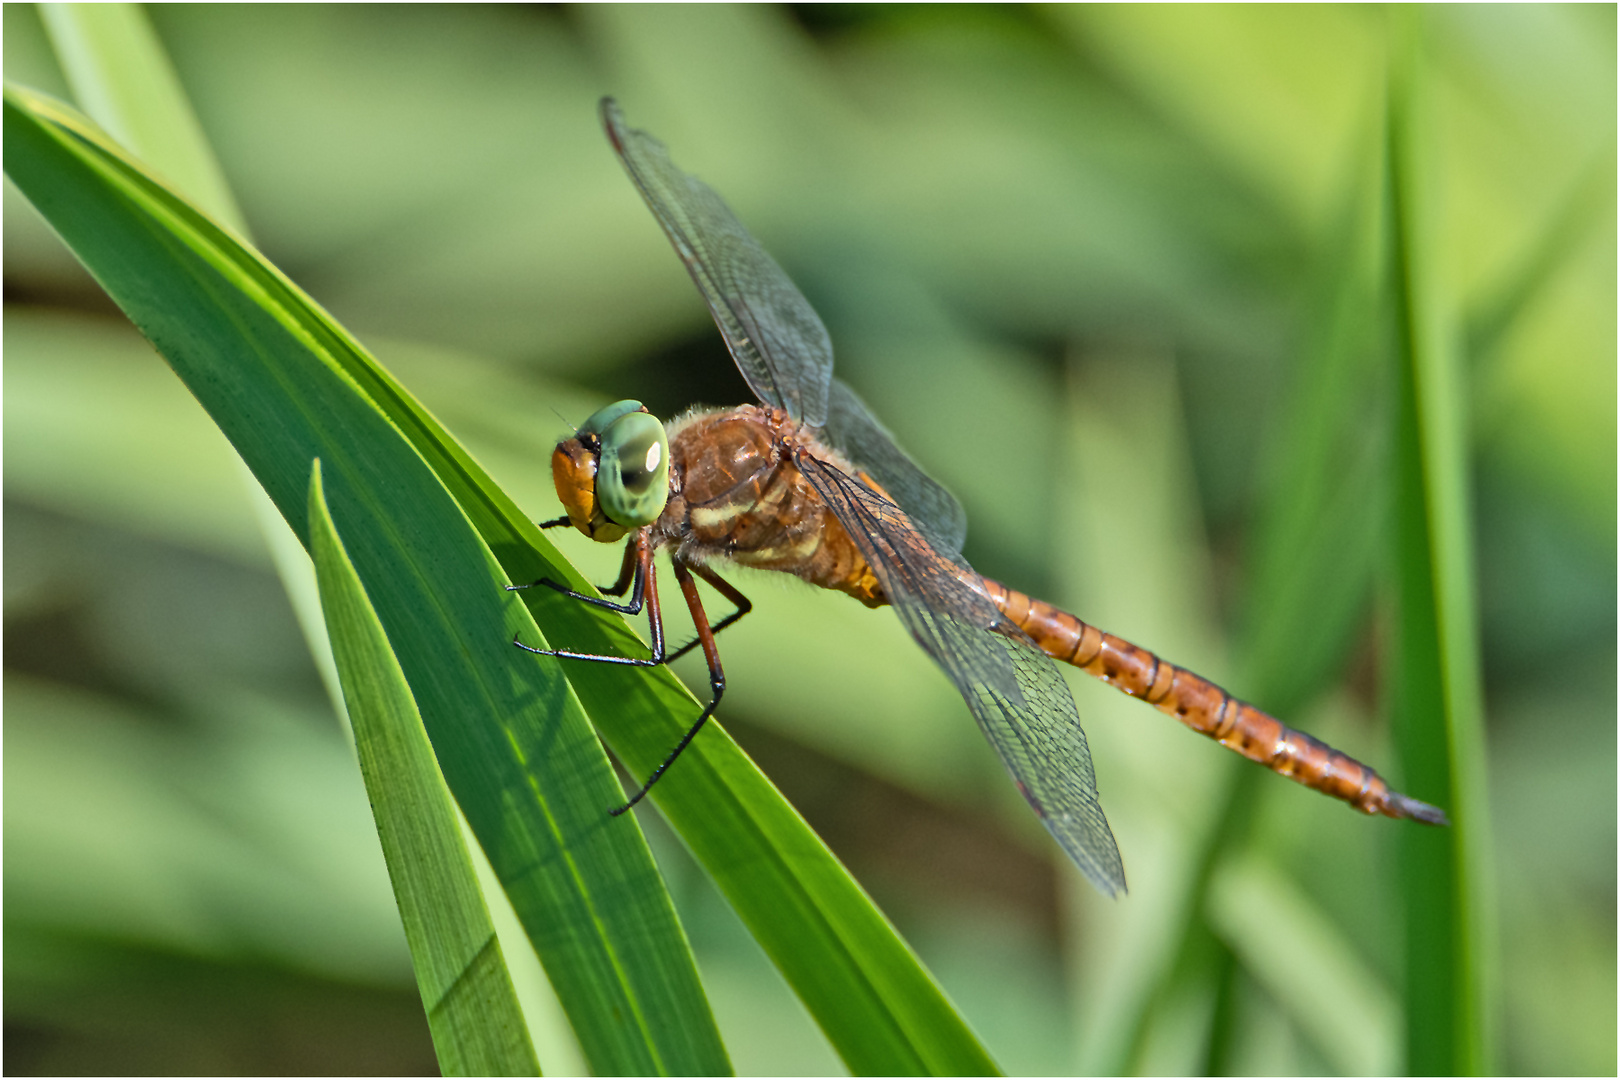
1394 792 1450 826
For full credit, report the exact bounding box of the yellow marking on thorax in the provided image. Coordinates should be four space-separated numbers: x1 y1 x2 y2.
739 474 797 525
689 503 746 530
735 532 821 565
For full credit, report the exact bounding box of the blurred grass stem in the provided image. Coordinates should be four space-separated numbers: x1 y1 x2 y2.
1386 8 1499 1073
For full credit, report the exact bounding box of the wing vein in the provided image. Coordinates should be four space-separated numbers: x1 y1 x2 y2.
798 454 1125 896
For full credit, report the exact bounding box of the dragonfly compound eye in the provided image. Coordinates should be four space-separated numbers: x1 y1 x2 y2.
593 407 670 528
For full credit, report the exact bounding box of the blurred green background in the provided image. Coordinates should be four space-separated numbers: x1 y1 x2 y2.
4 4 1613 1075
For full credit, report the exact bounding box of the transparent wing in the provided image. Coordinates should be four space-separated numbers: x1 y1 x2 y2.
602 98 833 426
824 378 968 556
798 454 1125 897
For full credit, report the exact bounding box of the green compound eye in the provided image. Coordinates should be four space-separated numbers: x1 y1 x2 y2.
590 402 670 528
578 399 647 439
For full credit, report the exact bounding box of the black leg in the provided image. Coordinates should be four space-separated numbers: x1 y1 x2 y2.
537 514 572 529
609 558 725 815
510 539 732 812
511 533 659 653
506 535 646 616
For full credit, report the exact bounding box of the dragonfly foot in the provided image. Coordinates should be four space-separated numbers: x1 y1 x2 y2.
511 634 555 656
505 576 567 593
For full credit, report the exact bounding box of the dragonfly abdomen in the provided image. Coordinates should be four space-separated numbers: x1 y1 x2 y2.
979 579 1447 825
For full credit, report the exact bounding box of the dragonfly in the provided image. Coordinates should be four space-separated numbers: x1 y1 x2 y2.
512 98 1447 898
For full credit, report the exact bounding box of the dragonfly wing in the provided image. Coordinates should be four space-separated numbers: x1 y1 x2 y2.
602 99 833 426
825 378 969 556
799 454 1126 897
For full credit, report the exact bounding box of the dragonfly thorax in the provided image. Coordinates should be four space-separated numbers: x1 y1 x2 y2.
660 405 888 609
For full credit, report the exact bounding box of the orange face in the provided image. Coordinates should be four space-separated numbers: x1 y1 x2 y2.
551 437 630 544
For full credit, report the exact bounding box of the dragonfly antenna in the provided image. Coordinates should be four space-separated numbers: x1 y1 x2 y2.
551 406 579 434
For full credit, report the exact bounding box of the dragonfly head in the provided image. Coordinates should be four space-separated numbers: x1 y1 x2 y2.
552 399 671 543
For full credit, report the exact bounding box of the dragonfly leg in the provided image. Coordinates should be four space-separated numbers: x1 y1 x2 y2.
511 534 660 658
536 514 572 529
508 540 728 812
610 557 726 815
507 533 645 615
663 564 753 664
597 537 641 598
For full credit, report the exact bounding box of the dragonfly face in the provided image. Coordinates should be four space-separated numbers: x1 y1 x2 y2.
512 98 1447 899
553 399 670 543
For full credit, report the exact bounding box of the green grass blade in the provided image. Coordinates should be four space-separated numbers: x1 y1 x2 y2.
1206 857 1398 1075
307 459 541 1077
1238 133 1389 718
1203 125 1407 1075
3 83 729 1077
1387 12 1498 1073
37 1 245 232
1057 350 1234 1077
5 83 997 1076
1068 102 1418 1078
38 0 355 751
1464 150 1616 369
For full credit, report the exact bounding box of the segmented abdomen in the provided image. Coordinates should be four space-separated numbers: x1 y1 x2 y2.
979 579 1447 824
